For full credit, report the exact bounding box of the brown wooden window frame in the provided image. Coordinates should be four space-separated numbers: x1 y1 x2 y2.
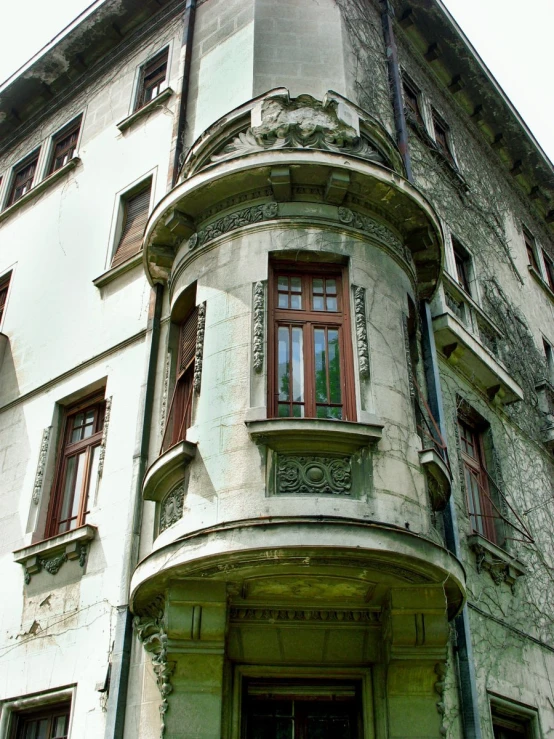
45 392 106 539
402 74 424 128
432 110 455 165
161 306 198 453
458 414 501 545
111 180 152 268
0 271 11 327
268 261 356 421
542 249 554 291
490 700 537 739
523 227 540 273
243 679 363 739
10 702 71 739
48 117 82 175
135 48 169 112
451 236 472 294
7 151 40 207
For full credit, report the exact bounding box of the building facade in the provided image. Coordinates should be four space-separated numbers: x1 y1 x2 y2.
0 1 553 738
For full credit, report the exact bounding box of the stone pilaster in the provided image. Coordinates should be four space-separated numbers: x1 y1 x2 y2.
383 587 449 738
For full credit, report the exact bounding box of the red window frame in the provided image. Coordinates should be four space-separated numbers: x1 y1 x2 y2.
458 417 498 544
8 154 39 206
135 49 168 111
402 75 424 127
268 262 356 421
45 393 105 538
10 703 70 739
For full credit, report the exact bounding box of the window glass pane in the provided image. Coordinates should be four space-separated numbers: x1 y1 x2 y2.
58 456 77 532
317 405 342 420
313 295 325 311
70 453 87 521
326 279 337 295
278 276 288 290
86 445 101 510
23 722 37 739
314 328 328 404
292 327 304 403
278 327 290 401
313 278 324 294
71 413 84 442
290 277 301 293
290 293 302 310
278 293 289 308
328 329 341 404
52 714 68 738
36 719 49 739
326 296 337 311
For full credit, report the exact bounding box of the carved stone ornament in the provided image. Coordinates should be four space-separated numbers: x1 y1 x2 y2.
193 302 206 393
134 612 174 739
159 483 186 533
277 455 352 496
434 662 447 737
188 202 278 251
211 94 386 165
253 281 265 373
230 607 380 624
24 542 89 584
354 287 370 379
402 315 415 399
32 426 52 504
160 355 171 435
469 537 526 594
97 396 112 478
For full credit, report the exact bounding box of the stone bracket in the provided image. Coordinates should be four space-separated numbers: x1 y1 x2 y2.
13 525 96 584
468 534 526 592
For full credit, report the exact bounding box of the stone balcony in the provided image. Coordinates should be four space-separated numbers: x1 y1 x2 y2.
431 274 523 404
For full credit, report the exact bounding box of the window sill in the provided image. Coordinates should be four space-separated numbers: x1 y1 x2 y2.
419 448 451 510
13 524 96 584
0 157 80 225
143 439 197 502
117 87 174 132
246 417 383 454
93 252 143 288
442 273 502 337
528 264 554 302
467 533 526 591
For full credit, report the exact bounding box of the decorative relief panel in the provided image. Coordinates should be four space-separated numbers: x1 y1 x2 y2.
211 94 386 165
32 426 52 505
193 302 206 393
134 611 173 739
23 542 89 584
338 207 409 263
253 281 265 373
159 354 171 435
230 607 380 624
159 483 186 533
354 287 370 379
277 455 352 496
97 396 112 478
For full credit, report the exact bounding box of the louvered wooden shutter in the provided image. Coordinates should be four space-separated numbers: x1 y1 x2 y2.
112 185 151 267
178 306 199 376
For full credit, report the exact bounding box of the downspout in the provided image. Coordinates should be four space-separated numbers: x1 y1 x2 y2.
171 0 197 188
380 0 413 182
104 283 163 739
379 2 482 737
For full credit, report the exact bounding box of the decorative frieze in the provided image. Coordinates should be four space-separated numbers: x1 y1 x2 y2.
32 426 52 504
134 613 174 739
402 316 415 399
277 455 352 496
159 483 186 533
253 281 265 373
187 202 279 251
338 207 407 260
193 302 206 393
230 607 380 624
354 287 370 378
97 396 112 478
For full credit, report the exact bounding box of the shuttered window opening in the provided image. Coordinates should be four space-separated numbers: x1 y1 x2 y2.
178 306 199 375
111 185 151 267
49 121 81 174
136 49 169 110
0 273 10 325
8 155 39 206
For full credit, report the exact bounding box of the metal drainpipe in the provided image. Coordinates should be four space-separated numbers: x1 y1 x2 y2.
104 283 164 739
379 2 482 737
171 0 197 188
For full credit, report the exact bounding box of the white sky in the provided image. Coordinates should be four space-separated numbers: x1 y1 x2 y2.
1 0 553 163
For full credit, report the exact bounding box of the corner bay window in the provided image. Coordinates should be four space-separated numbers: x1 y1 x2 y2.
46 394 105 537
11 703 70 739
244 681 362 739
269 263 355 420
